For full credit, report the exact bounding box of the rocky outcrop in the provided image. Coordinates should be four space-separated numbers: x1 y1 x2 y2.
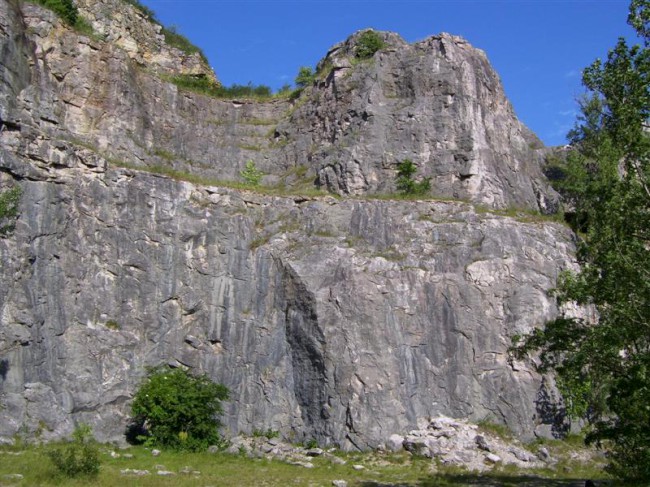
2 0 557 211
75 0 216 82
0 0 574 449
282 31 557 211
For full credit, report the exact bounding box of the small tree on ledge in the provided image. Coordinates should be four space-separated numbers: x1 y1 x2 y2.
240 160 264 186
396 159 430 195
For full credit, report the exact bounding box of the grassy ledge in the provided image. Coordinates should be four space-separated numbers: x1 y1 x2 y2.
161 73 298 101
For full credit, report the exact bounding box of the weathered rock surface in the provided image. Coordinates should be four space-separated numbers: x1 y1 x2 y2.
0 0 575 449
283 31 557 211
1 0 557 210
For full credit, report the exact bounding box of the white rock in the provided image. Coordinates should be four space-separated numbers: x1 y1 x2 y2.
151 449 161 457
332 480 348 487
485 453 501 463
157 470 175 476
387 434 404 452
352 464 365 471
120 469 150 476
2 474 24 480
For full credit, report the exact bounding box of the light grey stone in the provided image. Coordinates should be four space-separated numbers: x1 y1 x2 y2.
486 453 502 463
2 474 24 480
387 434 404 452
120 469 150 476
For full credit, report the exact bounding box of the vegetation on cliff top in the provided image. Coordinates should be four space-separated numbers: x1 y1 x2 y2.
122 0 209 63
27 0 93 34
514 0 650 480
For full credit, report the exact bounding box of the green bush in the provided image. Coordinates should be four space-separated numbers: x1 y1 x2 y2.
295 66 315 88
395 159 430 195
355 30 386 59
32 0 78 26
46 425 100 478
240 160 264 186
130 366 229 452
0 186 21 235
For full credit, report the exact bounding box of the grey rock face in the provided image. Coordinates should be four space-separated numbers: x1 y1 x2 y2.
2 3 557 211
280 31 558 211
0 155 576 448
0 0 574 449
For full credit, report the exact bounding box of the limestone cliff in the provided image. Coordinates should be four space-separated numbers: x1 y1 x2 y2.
0 0 573 448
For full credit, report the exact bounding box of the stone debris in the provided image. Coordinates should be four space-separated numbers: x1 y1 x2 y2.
222 436 350 467
332 481 348 487
352 464 365 471
157 470 175 476
2 474 24 480
390 416 545 473
120 469 150 476
151 449 161 457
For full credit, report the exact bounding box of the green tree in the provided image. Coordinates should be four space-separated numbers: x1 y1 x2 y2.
295 66 315 89
130 367 229 452
395 159 430 195
355 30 386 59
514 0 650 479
240 160 264 186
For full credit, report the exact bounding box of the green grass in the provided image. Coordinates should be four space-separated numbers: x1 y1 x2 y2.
109 160 328 199
163 74 293 101
0 443 616 487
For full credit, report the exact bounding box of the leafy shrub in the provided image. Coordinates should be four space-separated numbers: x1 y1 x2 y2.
240 160 264 186
46 425 100 478
130 366 229 451
105 319 120 330
355 30 386 59
0 186 21 235
31 0 78 26
395 159 430 195
295 66 315 88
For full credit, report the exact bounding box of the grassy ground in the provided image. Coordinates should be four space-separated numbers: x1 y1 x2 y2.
0 442 619 487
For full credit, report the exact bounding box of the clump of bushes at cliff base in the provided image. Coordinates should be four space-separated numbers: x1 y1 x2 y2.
129 367 229 452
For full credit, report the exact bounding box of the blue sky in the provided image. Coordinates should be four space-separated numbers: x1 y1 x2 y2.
140 0 636 146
